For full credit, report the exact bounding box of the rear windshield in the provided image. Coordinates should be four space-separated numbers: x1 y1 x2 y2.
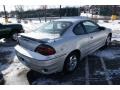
34 21 72 35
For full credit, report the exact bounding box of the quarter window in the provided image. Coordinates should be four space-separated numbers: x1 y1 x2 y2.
73 23 85 35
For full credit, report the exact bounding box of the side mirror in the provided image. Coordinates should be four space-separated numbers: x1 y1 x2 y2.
98 26 106 30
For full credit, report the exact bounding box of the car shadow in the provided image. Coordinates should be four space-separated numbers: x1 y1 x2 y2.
0 38 17 47
0 38 17 71
27 59 86 85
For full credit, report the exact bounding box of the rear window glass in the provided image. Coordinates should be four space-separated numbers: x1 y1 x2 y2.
34 21 72 35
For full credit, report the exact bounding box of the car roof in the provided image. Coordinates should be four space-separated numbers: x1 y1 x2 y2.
54 16 90 23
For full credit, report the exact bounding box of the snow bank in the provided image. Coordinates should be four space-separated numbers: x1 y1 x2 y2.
0 17 45 33
0 46 29 85
81 13 92 18
98 20 120 41
2 57 30 85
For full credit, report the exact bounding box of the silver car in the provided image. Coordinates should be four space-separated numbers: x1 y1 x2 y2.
15 18 112 74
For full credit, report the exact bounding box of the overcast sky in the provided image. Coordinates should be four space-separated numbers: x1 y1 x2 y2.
0 5 44 12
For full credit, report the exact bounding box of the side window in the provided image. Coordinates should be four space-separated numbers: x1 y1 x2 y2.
82 21 99 33
73 23 85 35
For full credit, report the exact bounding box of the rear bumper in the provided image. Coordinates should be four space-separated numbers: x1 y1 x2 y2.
15 45 66 74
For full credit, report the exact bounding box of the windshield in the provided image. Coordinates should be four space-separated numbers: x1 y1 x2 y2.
34 21 72 35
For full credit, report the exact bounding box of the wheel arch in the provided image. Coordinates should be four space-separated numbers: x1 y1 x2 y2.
63 49 81 73
66 49 81 60
108 33 112 38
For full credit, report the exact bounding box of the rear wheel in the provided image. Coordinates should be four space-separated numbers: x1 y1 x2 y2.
63 52 80 73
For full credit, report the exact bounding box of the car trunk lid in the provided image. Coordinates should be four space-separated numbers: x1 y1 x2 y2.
18 32 60 51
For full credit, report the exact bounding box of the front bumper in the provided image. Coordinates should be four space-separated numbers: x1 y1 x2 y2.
15 45 65 74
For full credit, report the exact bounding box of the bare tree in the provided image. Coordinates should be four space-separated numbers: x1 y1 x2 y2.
15 5 24 22
41 5 47 22
59 5 62 18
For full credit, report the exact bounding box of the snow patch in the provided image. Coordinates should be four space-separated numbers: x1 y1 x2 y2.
93 48 120 60
95 68 120 79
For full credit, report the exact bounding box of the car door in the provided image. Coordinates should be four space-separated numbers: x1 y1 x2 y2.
73 22 90 57
82 20 107 53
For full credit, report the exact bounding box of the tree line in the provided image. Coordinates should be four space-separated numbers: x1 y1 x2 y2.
0 7 81 19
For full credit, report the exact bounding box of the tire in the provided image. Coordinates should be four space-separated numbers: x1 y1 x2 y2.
12 33 18 41
104 35 111 47
63 52 80 74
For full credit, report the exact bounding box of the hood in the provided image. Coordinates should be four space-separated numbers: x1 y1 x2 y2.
20 32 60 42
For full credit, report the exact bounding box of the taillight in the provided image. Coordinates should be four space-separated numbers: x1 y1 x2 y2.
35 44 56 56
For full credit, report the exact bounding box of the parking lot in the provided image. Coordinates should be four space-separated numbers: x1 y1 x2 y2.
0 39 120 85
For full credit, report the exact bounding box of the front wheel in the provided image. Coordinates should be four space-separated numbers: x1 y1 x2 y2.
63 53 79 73
12 33 18 41
105 35 111 47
